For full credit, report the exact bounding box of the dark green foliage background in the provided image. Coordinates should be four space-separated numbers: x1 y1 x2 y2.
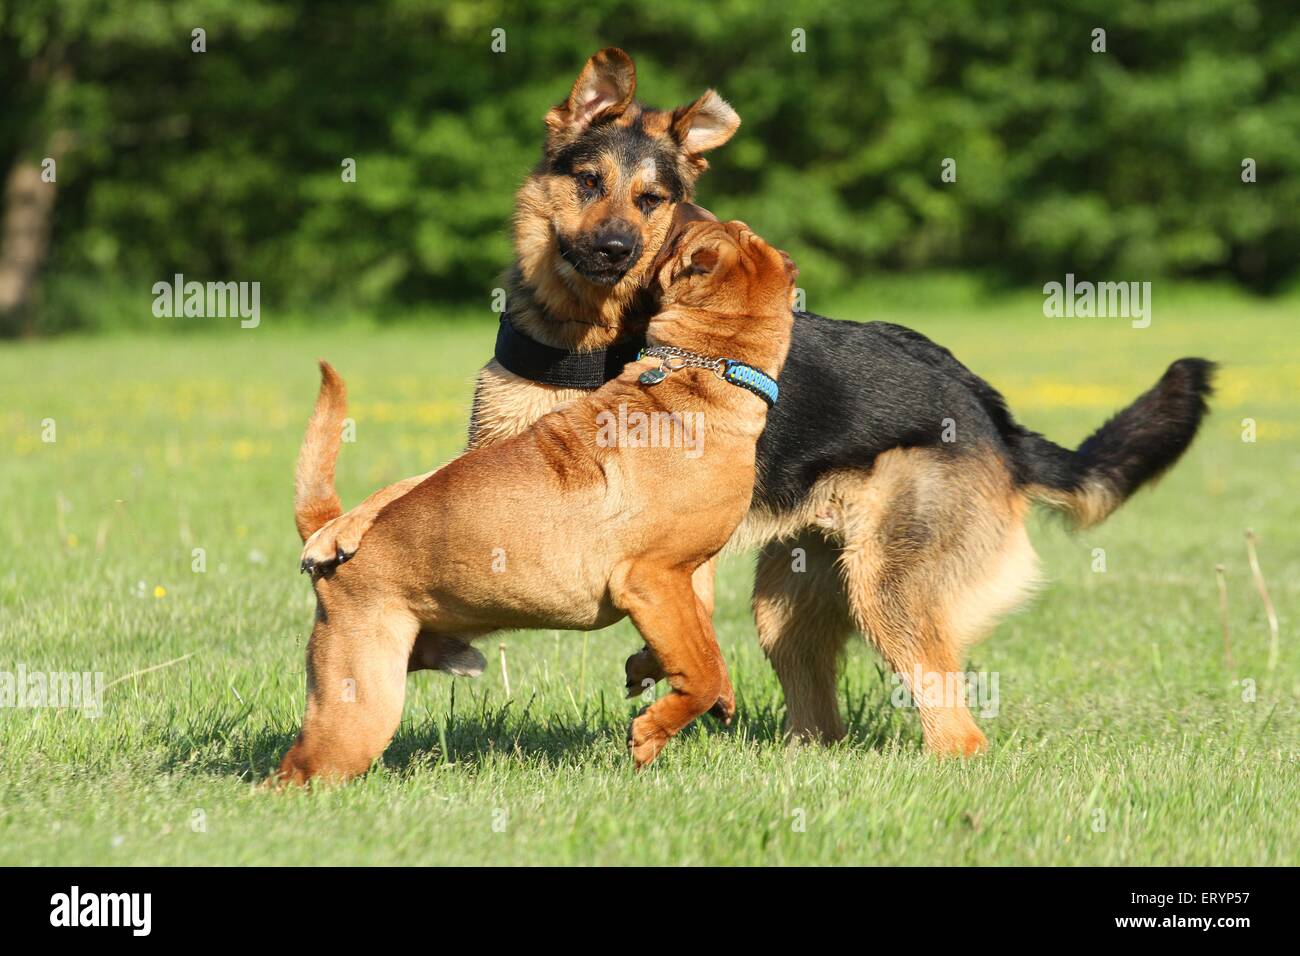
4 0 1297 332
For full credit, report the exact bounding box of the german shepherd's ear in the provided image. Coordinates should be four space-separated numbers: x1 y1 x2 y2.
671 90 741 173
545 48 637 150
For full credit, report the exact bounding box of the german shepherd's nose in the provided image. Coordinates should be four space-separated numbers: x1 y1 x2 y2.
595 223 638 265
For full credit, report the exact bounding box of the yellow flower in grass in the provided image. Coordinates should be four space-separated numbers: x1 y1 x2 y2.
154 585 167 599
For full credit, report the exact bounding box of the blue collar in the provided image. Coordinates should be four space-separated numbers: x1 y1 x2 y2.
636 346 779 407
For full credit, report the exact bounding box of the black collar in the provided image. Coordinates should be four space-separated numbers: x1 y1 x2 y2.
493 313 646 389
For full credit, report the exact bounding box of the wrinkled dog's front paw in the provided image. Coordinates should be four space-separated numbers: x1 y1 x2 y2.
627 715 669 769
624 646 666 699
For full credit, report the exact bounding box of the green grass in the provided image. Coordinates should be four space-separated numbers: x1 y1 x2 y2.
1 287 1296 865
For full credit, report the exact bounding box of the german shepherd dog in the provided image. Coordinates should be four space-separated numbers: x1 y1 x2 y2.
300 48 1214 758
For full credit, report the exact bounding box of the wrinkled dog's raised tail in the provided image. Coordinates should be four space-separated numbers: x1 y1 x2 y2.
294 360 347 542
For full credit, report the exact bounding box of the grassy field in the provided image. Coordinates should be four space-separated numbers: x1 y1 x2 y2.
1 287 1296 866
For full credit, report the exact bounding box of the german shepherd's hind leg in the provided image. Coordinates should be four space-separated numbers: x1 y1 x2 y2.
615 566 731 768
834 448 1037 757
840 564 988 757
276 598 419 785
753 532 853 744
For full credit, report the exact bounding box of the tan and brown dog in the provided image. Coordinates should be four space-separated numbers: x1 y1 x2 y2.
278 218 796 784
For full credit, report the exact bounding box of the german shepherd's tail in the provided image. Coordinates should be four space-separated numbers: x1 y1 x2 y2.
294 360 347 542
1010 358 1215 528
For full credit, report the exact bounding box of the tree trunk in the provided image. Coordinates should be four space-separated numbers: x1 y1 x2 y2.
0 152 58 336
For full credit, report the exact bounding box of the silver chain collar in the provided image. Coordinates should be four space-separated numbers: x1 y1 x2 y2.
638 345 725 378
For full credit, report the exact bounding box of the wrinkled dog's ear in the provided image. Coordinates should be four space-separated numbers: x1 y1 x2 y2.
777 249 799 284
684 245 722 277
545 48 637 150
649 202 718 286
671 90 741 172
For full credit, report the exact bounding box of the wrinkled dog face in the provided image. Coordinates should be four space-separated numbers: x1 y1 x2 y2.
524 48 740 288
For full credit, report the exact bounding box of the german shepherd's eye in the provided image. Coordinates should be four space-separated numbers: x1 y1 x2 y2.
637 193 665 215
576 172 601 195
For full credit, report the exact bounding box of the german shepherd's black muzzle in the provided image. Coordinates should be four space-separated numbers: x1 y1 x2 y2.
558 219 643 285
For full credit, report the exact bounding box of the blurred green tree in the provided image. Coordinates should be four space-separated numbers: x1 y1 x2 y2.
1 0 1296 334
